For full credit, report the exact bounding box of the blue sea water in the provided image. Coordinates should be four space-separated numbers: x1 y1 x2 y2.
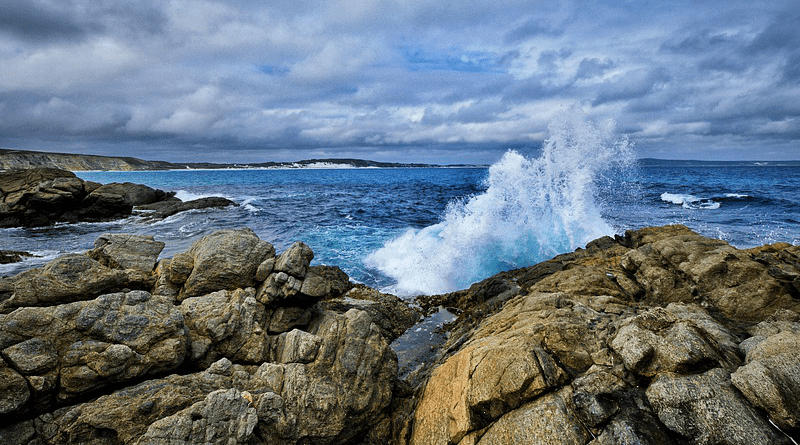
2 124 799 296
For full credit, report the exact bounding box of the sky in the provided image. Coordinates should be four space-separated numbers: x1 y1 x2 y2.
1 0 799 164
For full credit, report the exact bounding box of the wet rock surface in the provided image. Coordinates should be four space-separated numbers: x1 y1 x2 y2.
0 167 235 228
1 224 800 444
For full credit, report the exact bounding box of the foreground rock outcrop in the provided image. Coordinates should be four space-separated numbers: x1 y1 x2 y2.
1 224 799 444
0 227 408 444
0 167 237 228
403 225 800 445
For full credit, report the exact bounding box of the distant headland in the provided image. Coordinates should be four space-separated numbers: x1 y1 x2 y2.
0 148 485 171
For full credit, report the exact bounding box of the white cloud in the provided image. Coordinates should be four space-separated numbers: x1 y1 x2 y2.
0 0 798 161
0 37 139 92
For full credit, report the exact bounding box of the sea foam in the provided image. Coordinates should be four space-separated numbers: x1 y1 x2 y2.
366 112 634 296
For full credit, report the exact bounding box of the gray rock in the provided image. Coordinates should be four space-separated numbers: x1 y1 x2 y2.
620 229 799 322
0 357 29 415
0 290 186 413
610 304 741 377
85 182 167 207
87 233 165 272
731 318 800 430
0 254 128 312
151 259 180 298
180 288 270 367
134 196 237 220
646 368 790 445
473 388 590 445
0 168 85 227
317 284 418 341
137 388 259 445
299 265 352 299
168 252 194 285
179 228 275 300
273 329 322 364
274 241 314 278
11 307 396 445
268 306 312 334
256 258 275 281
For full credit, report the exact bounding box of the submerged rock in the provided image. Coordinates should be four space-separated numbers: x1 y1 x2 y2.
0 250 36 265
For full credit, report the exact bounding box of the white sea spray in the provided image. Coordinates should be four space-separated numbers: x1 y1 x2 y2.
366 112 635 296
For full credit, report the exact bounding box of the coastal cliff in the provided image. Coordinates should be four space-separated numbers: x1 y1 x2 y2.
0 149 175 171
0 225 799 444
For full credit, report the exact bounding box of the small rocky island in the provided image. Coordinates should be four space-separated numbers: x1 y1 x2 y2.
0 167 237 229
0 224 798 444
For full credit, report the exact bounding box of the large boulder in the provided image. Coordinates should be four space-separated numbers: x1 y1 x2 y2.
134 196 237 220
1 168 233 227
87 233 165 272
610 303 741 376
0 168 86 227
646 368 790 445
177 228 275 300
0 357 29 415
405 226 800 445
620 228 800 322
257 241 314 304
136 388 260 444
180 288 271 367
3 224 800 445
409 292 623 445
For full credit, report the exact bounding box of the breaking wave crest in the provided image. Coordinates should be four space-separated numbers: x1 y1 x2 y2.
366 113 635 296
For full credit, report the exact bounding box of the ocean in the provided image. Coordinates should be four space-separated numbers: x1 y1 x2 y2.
2 121 799 296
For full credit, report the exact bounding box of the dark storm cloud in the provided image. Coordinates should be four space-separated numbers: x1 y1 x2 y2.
575 58 614 80
0 1 85 42
592 68 672 106
746 10 800 54
504 17 563 43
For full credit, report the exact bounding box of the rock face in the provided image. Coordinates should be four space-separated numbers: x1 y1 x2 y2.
0 228 404 445
1 224 800 445
404 225 800 445
0 148 176 171
0 167 236 228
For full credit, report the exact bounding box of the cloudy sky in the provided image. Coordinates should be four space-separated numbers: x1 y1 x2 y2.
1 0 799 164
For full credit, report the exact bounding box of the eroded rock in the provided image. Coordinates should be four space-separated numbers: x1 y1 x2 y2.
731 313 800 430
179 228 275 300
0 290 186 413
646 368 790 445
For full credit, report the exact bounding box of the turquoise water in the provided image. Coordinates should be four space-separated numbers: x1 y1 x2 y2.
2 119 799 295
2 161 799 295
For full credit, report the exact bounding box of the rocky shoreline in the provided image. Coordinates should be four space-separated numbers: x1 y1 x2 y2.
0 167 237 229
0 225 798 444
